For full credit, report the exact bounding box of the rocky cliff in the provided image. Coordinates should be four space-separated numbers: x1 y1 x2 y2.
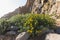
2 0 35 18
32 0 56 14
2 0 60 18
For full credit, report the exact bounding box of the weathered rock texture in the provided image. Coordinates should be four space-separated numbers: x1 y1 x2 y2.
32 0 56 14
50 0 60 15
45 33 60 40
15 32 29 40
2 0 60 18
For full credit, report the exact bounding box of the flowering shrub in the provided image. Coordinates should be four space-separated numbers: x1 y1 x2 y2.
0 14 55 36
24 14 55 37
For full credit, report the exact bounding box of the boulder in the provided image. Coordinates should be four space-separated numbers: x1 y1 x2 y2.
15 32 29 40
45 33 60 40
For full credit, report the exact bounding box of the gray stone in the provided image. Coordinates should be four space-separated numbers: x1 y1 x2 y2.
45 33 60 40
6 31 16 35
15 32 29 40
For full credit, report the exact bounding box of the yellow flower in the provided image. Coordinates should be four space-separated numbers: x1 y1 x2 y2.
30 24 32 27
27 30 32 33
29 18 33 21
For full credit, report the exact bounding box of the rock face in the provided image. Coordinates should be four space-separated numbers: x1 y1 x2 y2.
50 0 60 15
2 0 60 18
18 0 35 14
2 0 35 19
15 32 29 40
32 0 56 14
45 33 60 40
56 19 60 27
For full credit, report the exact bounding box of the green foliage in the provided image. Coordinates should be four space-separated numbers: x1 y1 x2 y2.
0 13 55 36
8 14 30 32
24 14 55 37
0 18 9 34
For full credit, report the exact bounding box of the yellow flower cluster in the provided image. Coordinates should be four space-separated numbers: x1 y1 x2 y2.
27 30 32 33
29 18 33 22
30 24 32 27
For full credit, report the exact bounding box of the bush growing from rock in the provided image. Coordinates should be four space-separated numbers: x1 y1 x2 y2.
0 14 56 36
24 14 55 37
